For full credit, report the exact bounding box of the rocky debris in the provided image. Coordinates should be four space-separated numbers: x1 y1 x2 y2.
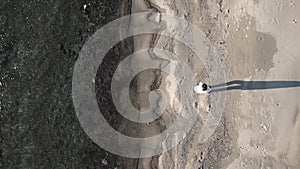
0 0 128 168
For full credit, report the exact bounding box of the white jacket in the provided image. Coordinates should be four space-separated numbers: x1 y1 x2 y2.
194 82 211 94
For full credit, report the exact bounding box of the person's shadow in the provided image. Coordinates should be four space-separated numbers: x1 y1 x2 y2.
211 80 300 93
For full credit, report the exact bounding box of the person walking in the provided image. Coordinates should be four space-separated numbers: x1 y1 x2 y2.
194 82 212 94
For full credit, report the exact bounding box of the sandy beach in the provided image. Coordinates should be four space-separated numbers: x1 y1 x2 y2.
1 0 299 168
119 0 300 168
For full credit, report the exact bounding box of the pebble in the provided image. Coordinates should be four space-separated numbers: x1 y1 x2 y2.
102 159 108 165
207 105 211 112
260 123 269 133
292 19 297 24
194 101 198 108
155 13 162 23
225 22 230 28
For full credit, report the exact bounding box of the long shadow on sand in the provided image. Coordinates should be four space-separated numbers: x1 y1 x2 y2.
211 80 300 93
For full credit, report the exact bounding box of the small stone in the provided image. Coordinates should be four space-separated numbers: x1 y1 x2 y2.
102 159 108 165
55 41 64 50
194 101 198 108
155 13 162 23
292 19 297 24
260 123 269 132
225 22 230 28
207 105 211 112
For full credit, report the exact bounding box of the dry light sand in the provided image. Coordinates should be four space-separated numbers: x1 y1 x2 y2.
119 0 300 168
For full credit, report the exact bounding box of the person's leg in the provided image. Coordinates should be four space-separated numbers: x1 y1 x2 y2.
212 80 243 88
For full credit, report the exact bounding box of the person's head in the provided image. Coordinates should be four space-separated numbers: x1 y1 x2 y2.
202 83 208 91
